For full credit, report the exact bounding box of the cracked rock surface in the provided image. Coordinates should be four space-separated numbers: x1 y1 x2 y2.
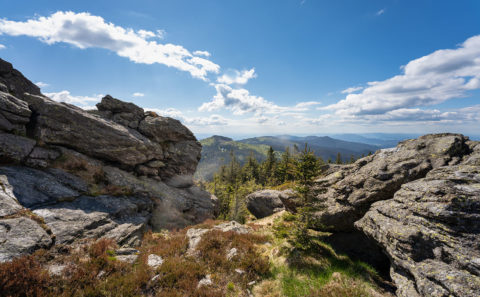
0 58 217 262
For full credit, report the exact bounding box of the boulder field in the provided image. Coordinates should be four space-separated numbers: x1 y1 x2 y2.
0 58 217 262
248 133 480 297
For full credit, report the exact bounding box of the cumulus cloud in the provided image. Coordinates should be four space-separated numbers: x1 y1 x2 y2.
35 81 49 88
0 11 219 80
147 107 228 126
132 92 144 97
294 101 322 110
199 83 283 115
193 50 211 57
217 68 256 85
200 84 323 116
341 86 363 94
324 35 480 116
45 90 102 106
0 43 5 49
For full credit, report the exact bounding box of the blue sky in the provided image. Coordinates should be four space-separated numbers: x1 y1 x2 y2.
0 0 479 138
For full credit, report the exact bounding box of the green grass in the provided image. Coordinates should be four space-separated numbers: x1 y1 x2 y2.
253 212 387 297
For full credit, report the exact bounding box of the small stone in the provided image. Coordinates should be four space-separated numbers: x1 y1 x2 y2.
147 254 164 269
48 264 67 276
235 268 245 274
227 248 238 260
213 221 250 234
96 270 106 279
197 274 213 288
248 281 256 286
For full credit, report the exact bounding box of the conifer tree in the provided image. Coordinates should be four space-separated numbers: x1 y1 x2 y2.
349 154 355 164
262 146 277 185
294 144 322 247
335 152 342 164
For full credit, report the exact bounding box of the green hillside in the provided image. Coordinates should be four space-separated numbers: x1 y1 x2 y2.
195 135 379 181
194 135 272 181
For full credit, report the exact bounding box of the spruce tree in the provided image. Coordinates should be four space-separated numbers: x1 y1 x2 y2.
335 152 342 164
294 144 322 247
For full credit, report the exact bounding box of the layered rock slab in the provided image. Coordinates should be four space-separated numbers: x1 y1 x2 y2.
356 143 480 297
0 58 216 262
312 134 470 231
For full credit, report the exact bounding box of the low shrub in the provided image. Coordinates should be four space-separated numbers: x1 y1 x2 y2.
0 255 50 297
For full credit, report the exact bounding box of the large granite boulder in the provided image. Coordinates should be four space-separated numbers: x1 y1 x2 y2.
0 58 216 262
312 134 471 231
246 190 286 219
96 94 145 129
23 93 164 170
356 140 480 297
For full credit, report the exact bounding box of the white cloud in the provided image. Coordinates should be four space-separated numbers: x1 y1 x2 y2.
257 116 268 124
156 29 166 39
0 11 219 80
294 101 321 110
147 107 228 126
200 84 324 116
217 68 256 85
45 90 102 106
199 83 283 115
35 81 49 88
193 50 210 57
0 43 5 49
376 9 385 16
137 29 156 39
132 92 144 97
341 86 363 94
324 35 480 117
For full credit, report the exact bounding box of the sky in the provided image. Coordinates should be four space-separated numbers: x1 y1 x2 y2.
0 0 479 138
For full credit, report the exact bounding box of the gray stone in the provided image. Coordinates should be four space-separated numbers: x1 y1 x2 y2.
0 112 13 131
0 174 22 217
227 247 238 260
186 228 210 254
213 221 251 234
48 264 68 276
147 254 164 269
23 93 163 169
312 134 471 231
25 146 61 168
0 132 36 163
0 217 52 262
103 166 216 229
246 189 286 219
33 195 153 246
0 58 42 100
356 147 480 297
0 91 31 122
0 166 81 208
197 274 212 288
96 95 145 129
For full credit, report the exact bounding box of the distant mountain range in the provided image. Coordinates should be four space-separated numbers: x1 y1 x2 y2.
194 135 381 181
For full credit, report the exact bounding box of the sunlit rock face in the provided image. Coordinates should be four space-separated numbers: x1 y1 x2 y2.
0 58 217 262
310 132 480 297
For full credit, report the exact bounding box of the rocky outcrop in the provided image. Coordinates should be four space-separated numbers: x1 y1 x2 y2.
309 134 480 297
356 141 480 297
312 134 470 231
246 190 286 219
0 58 216 262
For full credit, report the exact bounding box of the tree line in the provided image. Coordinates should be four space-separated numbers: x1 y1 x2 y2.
201 144 362 223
